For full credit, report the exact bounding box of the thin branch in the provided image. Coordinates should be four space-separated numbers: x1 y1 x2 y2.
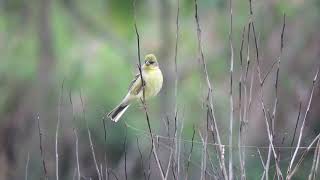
80 91 102 180
173 0 181 177
133 0 145 101
194 0 228 178
199 130 208 180
228 0 234 178
177 113 184 179
308 139 320 180
108 169 120 180
55 79 65 180
290 102 302 147
288 132 320 178
165 149 174 180
238 26 246 180
172 112 178 179
244 22 251 80
25 152 30 180
124 125 128 180
132 3 155 175
37 113 48 180
257 148 266 180
174 0 180 112
74 130 80 180
136 137 147 180
185 125 196 180
69 90 81 180
153 141 165 180
127 121 320 150
287 67 319 177
249 2 283 177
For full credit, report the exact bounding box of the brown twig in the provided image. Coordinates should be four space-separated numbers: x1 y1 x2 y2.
108 169 120 180
194 0 228 178
308 139 320 180
290 102 302 147
238 26 246 180
257 148 266 180
185 125 196 180
133 0 145 101
55 79 64 180
287 67 319 177
174 0 180 111
132 2 156 179
124 125 128 180
249 1 283 177
136 136 147 180
228 0 234 178
288 132 320 179
199 130 208 180
176 113 184 179
80 91 102 180
69 89 81 180
37 113 48 180
152 141 165 180
173 0 180 177
25 152 30 180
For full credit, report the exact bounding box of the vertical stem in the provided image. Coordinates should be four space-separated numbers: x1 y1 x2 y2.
55 80 64 180
25 152 30 180
228 0 234 179
194 0 228 178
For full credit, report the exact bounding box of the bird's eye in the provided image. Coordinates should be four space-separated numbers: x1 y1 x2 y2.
149 61 154 64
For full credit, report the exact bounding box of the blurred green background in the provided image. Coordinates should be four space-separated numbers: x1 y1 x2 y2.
0 0 320 179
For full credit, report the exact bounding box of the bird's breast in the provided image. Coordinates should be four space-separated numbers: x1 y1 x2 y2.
142 68 163 98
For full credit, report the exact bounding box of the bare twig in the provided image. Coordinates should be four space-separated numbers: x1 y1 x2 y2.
248 2 288 179
308 139 320 180
257 148 266 180
136 137 147 180
80 91 102 180
74 130 80 180
124 125 128 180
177 114 184 179
37 113 48 180
55 79 65 180
126 121 320 150
228 0 234 179
248 1 284 177
199 130 208 180
174 0 180 111
290 102 302 147
185 125 196 180
69 90 81 180
109 169 120 180
238 26 246 180
152 141 165 180
132 2 157 178
287 67 319 177
133 0 145 101
194 0 228 178
25 152 30 180
165 149 174 180
288 133 320 179
174 0 181 177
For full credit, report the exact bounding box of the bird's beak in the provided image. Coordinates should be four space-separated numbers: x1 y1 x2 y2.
146 61 151 65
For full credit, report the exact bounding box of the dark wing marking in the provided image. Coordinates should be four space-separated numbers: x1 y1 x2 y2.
128 73 139 90
128 73 143 95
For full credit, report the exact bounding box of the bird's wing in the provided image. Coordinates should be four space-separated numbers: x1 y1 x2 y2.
128 73 143 95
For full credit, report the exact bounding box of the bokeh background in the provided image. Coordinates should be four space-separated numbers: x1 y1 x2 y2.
0 0 320 179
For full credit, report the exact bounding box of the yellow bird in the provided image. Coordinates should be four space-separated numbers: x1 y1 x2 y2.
107 54 163 122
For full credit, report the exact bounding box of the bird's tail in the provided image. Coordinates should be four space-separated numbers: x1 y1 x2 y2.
107 102 130 122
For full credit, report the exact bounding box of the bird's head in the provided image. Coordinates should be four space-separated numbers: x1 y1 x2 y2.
143 54 159 69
